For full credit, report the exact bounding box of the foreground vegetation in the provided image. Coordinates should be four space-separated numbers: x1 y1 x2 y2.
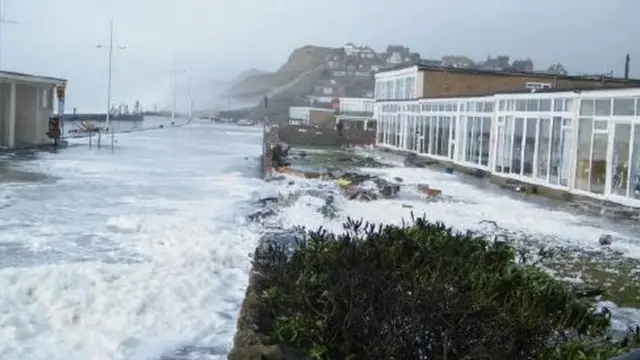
249 217 640 360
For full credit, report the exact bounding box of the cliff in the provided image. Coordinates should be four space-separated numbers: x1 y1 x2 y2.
225 45 337 100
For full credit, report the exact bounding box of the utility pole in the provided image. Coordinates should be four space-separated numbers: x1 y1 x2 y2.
96 19 126 150
0 0 19 70
166 58 186 123
172 56 177 123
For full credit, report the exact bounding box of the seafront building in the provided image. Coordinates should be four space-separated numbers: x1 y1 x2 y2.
0 71 66 149
373 65 640 208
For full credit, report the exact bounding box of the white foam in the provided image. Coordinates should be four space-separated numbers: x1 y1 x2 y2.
0 126 266 360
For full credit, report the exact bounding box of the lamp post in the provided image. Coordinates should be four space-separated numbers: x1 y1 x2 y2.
0 0 19 70
96 19 126 132
166 58 187 123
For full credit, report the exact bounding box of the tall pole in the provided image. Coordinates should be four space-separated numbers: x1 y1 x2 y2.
0 0 18 71
187 74 193 122
171 56 177 123
106 18 113 131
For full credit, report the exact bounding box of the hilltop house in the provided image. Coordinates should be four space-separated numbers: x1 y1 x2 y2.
381 45 420 66
441 55 475 69
511 59 534 72
481 55 511 71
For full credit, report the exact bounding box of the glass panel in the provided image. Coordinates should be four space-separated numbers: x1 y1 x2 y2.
590 132 608 194
593 120 608 131
565 99 574 112
437 116 449 156
432 116 439 154
631 125 640 199
484 101 494 112
575 118 592 191
450 117 456 159
537 118 551 181
613 98 635 116
580 99 595 116
504 117 514 173
481 117 491 166
516 100 526 111
405 77 414 99
539 99 552 112
465 117 473 162
451 116 457 141
595 99 612 116
406 116 415 151
549 117 564 185
511 118 524 175
526 99 539 112
553 99 564 112
425 116 435 155
523 118 537 177
395 78 403 99
495 124 506 172
612 123 631 196
421 116 428 154
389 116 396 146
560 128 572 186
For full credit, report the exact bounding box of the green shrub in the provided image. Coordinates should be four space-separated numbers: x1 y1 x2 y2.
251 216 640 359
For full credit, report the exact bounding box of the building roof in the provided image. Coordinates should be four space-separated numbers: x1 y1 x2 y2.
0 70 66 85
376 64 640 84
375 84 640 102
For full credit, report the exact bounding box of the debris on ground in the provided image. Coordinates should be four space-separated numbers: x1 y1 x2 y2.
417 184 443 197
404 153 438 168
599 234 613 246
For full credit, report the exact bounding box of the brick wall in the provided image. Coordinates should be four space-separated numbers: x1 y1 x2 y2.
422 70 631 98
308 110 336 129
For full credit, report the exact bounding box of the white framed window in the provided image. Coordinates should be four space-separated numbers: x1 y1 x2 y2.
525 82 552 90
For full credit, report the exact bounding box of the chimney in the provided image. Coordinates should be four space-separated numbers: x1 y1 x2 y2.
624 53 631 82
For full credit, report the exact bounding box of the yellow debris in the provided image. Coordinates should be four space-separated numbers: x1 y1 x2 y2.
336 177 352 188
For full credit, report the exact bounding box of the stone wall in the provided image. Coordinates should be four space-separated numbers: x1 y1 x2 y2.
276 125 374 147
228 232 310 360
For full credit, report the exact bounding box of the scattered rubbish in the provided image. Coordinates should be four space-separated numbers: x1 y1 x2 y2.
402 203 413 208
444 167 454 174
336 177 352 189
394 177 404 183
417 184 443 197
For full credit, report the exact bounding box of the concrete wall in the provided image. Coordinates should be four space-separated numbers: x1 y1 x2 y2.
0 83 16 148
0 81 55 149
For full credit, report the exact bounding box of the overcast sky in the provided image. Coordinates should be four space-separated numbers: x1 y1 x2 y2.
2 0 638 112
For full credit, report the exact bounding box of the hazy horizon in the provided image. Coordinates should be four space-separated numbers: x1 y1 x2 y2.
2 0 638 112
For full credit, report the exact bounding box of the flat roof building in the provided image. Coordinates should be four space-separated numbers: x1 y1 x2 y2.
0 70 66 149
374 64 640 101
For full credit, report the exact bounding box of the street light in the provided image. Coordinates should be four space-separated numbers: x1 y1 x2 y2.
96 19 126 131
165 57 186 123
0 0 19 70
